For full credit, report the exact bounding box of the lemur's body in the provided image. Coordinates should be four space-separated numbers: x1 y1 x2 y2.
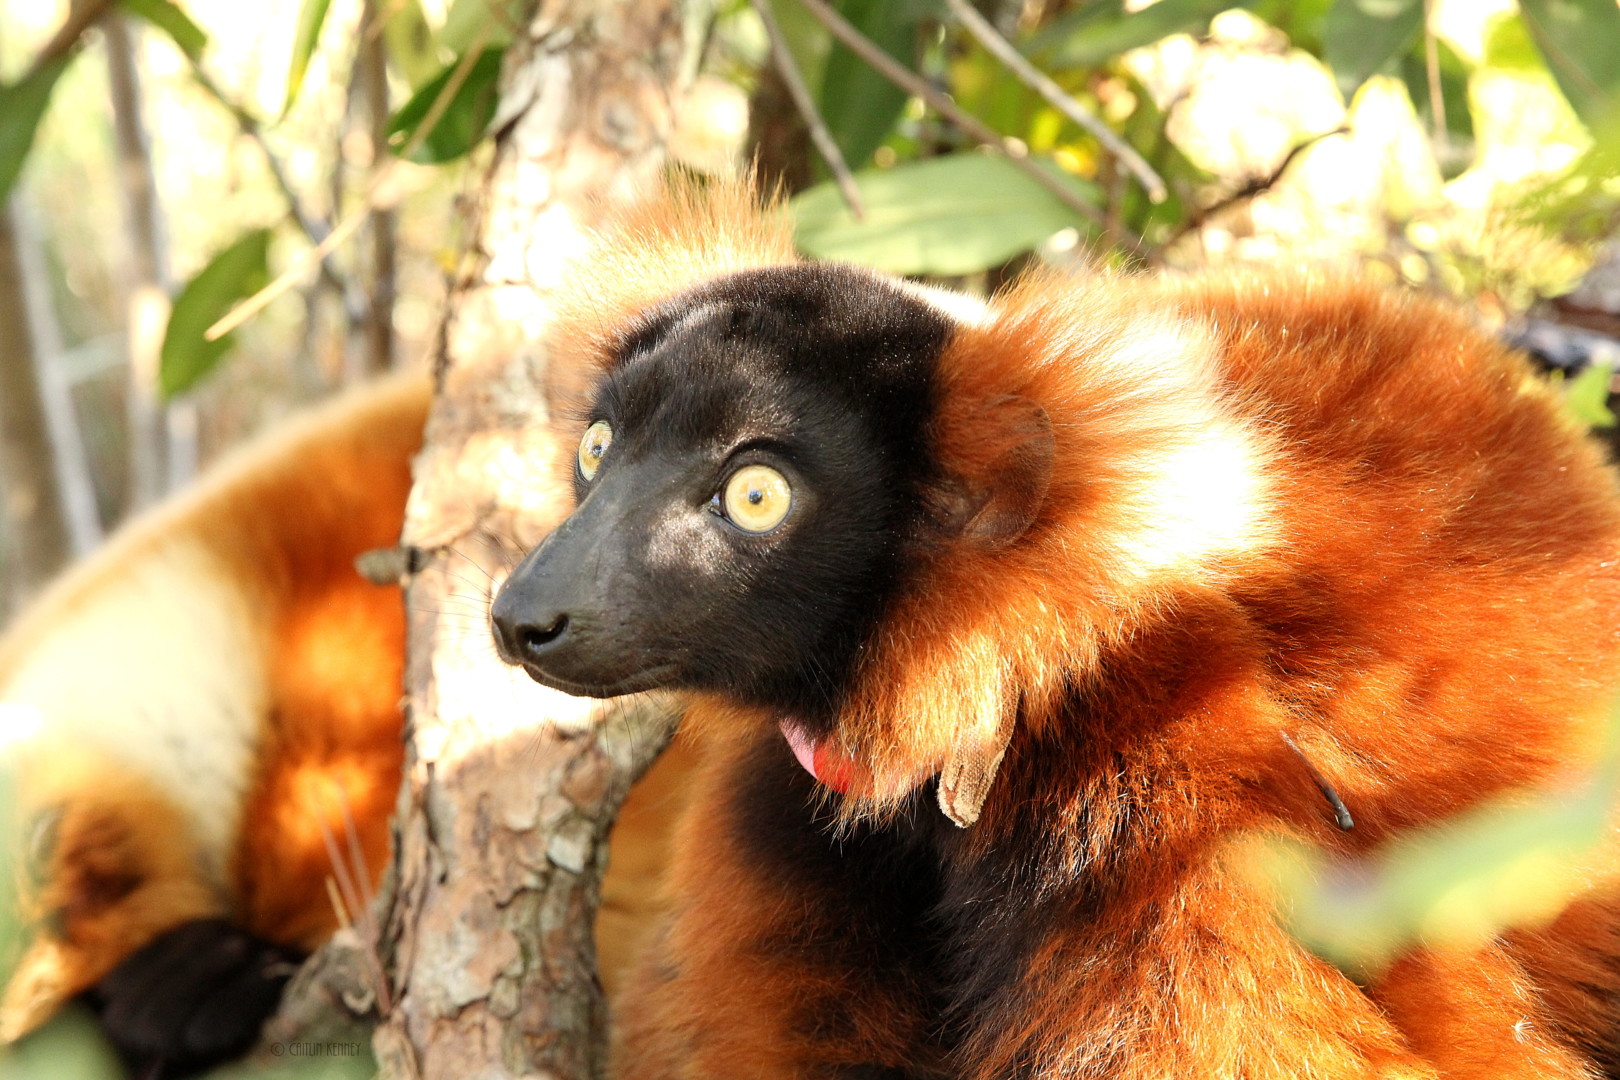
493 184 1620 1080
0 375 689 1076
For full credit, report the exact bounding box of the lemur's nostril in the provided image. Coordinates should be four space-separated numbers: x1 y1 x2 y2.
519 615 569 658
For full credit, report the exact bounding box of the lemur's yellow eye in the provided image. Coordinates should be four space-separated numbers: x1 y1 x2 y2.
723 465 792 533
577 421 613 481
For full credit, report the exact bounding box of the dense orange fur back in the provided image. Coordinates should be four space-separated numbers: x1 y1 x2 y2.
832 270 1620 832
573 185 1620 1080
1 370 702 1055
0 375 432 1035
218 378 431 948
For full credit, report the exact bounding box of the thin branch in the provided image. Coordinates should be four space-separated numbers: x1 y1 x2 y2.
749 0 865 219
1421 0 1449 156
794 0 1139 249
1164 125 1348 246
5 199 100 558
1101 151 1126 254
361 0 397 375
186 61 355 303
940 0 1165 204
207 22 496 343
24 0 118 79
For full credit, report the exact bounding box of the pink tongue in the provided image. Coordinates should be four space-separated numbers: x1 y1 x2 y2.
779 720 822 780
778 720 858 793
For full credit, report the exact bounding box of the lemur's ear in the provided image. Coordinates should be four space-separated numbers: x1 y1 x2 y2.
928 395 1054 548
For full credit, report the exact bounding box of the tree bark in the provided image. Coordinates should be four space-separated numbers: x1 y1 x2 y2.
374 3 689 1077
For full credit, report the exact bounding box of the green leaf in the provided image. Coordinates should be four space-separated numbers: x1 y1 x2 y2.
1564 362 1617 429
121 0 208 60
757 0 828 89
1481 11 1544 71
1032 0 1235 71
385 47 505 164
0 57 70 204
1320 0 1424 100
792 153 1100 276
1511 135 1620 245
441 0 525 52
381 0 440 89
952 38 1045 142
1519 0 1620 132
818 0 923 171
160 229 272 398
281 0 332 116
0 1007 123 1080
1265 694 1620 976
1242 0 1336 55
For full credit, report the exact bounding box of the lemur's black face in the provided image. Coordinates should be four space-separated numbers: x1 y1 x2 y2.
491 265 952 725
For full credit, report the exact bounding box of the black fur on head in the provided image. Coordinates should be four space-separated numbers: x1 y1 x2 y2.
492 265 955 728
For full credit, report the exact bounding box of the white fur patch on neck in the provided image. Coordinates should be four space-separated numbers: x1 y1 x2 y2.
895 280 990 327
1088 318 1276 583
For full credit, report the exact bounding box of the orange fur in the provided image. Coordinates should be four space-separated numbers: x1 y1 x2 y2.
545 174 798 418
1 761 224 1039
613 725 940 1078
0 373 699 1053
0 376 431 1037
597 733 702 1002
223 381 428 949
575 186 1620 1079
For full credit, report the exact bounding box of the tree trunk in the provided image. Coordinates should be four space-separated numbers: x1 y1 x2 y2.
360 0 396 379
375 3 689 1077
9 204 98 560
105 11 177 512
0 198 94 617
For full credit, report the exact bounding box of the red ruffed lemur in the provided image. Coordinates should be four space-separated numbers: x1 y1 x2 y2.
0 377 429 1075
490 182 1620 1080
0 375 693 1078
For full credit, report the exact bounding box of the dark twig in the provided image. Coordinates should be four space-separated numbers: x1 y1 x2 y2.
1281 731 1354 832
793 0 1139 249
750 0 865 219
940 0 1165 203
1165 125 1348 246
